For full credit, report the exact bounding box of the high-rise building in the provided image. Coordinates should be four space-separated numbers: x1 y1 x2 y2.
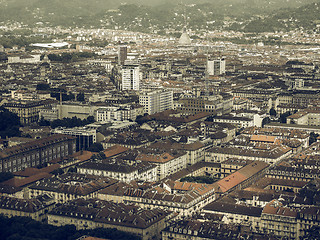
118 46 127 65
139 89 173 115
121 64 140 91
207 58 226 76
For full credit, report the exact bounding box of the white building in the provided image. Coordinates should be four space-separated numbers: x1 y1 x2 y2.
96 106 130 121
7 54 41 64
52 127 97 151
121 64 140 91
207 58 226 76
139 89 173 115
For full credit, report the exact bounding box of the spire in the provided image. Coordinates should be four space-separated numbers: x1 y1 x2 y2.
178 2 191 46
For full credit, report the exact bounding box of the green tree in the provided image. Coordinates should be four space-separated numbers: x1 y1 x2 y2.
309 132 319 145
0 107 21 138
269 108 277 116
87 143 104 152
0 172 14 183
76 92 85 102
36 83 50 91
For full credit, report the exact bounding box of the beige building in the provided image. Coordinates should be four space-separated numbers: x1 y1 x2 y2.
3 99 56 125
260 200 298 239
0 134 76 173
48 198 174 240
29 173 118 203
136 150 188 180
98 180 216 218
0 194 55 222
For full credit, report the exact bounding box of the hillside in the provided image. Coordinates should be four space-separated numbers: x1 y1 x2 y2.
0 0 319 32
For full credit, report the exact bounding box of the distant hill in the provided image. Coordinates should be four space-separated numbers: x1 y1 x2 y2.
236 1 320 32
0 0 319 32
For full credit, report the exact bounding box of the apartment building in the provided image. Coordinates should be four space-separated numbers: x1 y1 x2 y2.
139 89 173 115
0 134 76 173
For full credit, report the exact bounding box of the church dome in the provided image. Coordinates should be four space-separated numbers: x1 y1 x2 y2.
178 32 191 45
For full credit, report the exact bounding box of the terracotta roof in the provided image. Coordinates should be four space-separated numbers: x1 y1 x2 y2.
262 200 297 218
216 172 247 193
250 135 276 143
103 145 129 158
136 152 175 163
2 172 52 188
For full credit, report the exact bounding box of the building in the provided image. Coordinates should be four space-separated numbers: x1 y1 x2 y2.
77 154 157 183
207 58 226 76
98 180 216 218
136 149 188 180
176 94 233 115
3 99 56 125
203 200 263 230
118 46 127 65
260 200 298 239
0 134 76 173
48 198 174 240
162 220 246 240
29 173 118 203
121 64 140 91
0 194 55 222
95 105 143 122
139 89 173 115
52 127 96 151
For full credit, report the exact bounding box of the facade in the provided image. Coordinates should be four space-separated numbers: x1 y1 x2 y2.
3 99 56 125
95 105 143 122
213 115 254 129
260 200 298 239
118 45 127 65
139 89 173 115
0 194 55 222
136 150 188 180
176 94 233 115
206 145 292 165
207 58 226 76
98 181 216 218
29 173 117 203
77 159 157 183
121 64 140 91
52 127 96 151
162 220 245 240
7 54 41 64
0 134 76 173
203 201 263 230
48 198 174 240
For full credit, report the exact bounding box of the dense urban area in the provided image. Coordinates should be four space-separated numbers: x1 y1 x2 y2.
1 1 320 240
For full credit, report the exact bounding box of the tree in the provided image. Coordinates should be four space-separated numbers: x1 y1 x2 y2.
262 117 271 127
36 83 50 91
309 132 319 145
279 111 291 123
269 108 277 116
0 172 14 183
76 92 85 102
87 143 104 152
0 107 21 138
39 117 50 126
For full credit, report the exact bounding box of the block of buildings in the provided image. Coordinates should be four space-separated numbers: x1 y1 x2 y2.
29 173 118 203
139 89 173 115
48 198 174 240
52 127 96 151
0 134 76 173
3 99 56 125
0 194 55 221
121 64 140 91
